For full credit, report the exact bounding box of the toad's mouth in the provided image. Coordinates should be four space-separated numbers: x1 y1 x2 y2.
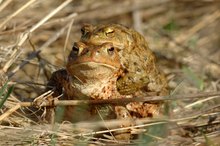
67 62 119 83
71 62 118 70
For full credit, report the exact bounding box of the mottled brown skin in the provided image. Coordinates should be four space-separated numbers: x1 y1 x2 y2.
47 24 168 126
80 24 169 118
47 42 123 121
80 24 168 96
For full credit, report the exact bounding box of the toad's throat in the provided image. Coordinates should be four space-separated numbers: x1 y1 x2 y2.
67 62 119 83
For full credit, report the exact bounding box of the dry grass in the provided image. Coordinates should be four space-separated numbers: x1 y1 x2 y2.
0 0 220 145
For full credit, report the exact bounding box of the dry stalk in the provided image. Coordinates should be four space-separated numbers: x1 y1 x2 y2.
132 1 143 34
0 104 20 121
175 10 220 43
3 0 73 73
0 0 38 29
63 19 74 64
0 91 219 122
0 0 13 12
29 0 73 33
8 20 76 77
71 121 167 138
39 91 220 107
1 110 218 138
174 95 220 112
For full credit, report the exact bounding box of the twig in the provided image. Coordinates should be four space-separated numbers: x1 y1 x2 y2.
8 21 73 78
3 0 73 73
0 0 13 12
63 19 74 65
174 94 220 112
72 121 167 138
10 91 220 108
0 0 37 29
0 104 20 121
49 91 220 107
1 109 220 140
0 91 219 122
29 0 73 33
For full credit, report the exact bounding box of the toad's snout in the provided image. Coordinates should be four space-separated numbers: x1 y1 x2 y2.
68 42 121 69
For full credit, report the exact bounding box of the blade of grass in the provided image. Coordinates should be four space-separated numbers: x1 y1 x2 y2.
0 84 14 109
0 81 8 98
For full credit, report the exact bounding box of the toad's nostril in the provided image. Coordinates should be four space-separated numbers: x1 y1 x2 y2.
107 47 114 55
95 50 100 56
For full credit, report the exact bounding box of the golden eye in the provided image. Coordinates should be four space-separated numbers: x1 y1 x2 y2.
104 27 114 36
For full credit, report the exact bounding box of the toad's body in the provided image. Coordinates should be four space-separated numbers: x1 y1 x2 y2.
47 24 168 122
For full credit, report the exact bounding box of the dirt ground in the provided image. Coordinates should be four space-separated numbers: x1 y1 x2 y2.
0 0 220 145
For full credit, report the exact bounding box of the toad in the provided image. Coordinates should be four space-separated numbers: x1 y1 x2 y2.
46 24 168 129
80 24 168 117
80 24 168 96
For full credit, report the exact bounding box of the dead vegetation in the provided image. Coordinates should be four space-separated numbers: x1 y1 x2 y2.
0 0 220 145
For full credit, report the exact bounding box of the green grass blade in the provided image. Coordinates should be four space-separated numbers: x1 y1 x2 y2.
0 81 8 98
0 84 14 109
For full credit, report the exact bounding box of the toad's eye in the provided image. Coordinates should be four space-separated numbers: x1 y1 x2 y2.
81 24 93 37
104 27 114 37
81 28 88 36
81 28 85 35
71 46 79 56
107 47 115 56
71 42 86 56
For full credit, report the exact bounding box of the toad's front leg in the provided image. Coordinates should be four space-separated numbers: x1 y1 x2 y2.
44 69 69 122
46 69 69 96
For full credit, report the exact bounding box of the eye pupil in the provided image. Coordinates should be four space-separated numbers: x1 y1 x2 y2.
105 28 114 37
107 47 114 55
81 28 85 35
109 47 114 51
72 46 79 55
